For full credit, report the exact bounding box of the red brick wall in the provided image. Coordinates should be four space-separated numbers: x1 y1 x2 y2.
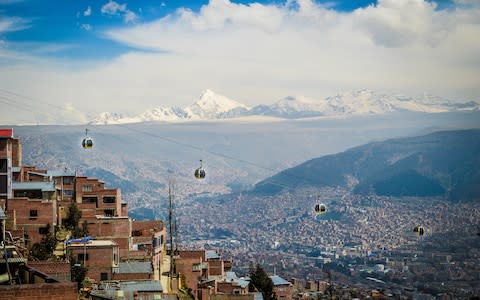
211 294 254 300
27 261 71 282
132 220 164 232
0 282 77 300
176 257 203 291
8 197 55 225
11 138 22 167
7 197 55 244
179 250 205 261
85 218 130 257
273 285 293 300
112 272 152 280
217 282 248 294
208 260 224 277
69 245 116 282
75 176 122 218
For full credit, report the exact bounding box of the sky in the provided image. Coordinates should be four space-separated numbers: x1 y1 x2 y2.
0 0 479 124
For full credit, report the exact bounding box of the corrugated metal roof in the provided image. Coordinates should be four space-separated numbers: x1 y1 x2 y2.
117 262 152 274
91 281 163 299
226 271 238 281
270 275 291 286
206 250 220 260
120 280 162 292
235 279 250 289
96 280 162 292
0 257 27 263
47 170 76 177
12 181 56 192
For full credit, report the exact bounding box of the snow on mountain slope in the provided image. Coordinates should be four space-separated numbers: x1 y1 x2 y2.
138 106 186 122
250 96 331 118
91 112 129 125
90 89 479 124
184 89 250 119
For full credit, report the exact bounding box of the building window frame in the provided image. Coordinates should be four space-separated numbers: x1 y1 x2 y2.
82 185 93 192
30 209 38 219
100 272 108 281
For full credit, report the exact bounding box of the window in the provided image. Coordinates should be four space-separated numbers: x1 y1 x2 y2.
104 209 114 217
132 230 142 237
39 227 48 234
63 189 73 196
100 273 108 281
30 210 38 219
78 253 89 261
82 185 93 192
63 177 73 185
103 196 116 203
82 196 97 203
0 175 7 194
0 159 7 172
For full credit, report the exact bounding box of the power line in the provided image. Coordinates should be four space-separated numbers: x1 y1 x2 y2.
0 87 319 192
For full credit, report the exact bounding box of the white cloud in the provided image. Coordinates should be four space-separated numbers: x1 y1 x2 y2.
1 0 480 124
353 0 453 47
0 17 30 33
101 0 138 23
81 23 92 31
101 0 127 15
124 10 138 24
84 6 92 17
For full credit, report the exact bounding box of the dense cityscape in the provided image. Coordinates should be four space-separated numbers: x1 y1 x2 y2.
174 187 480 297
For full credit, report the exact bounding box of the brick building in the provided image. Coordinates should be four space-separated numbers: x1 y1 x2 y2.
67 240 120 282
271 275 293 300
1 128 167 288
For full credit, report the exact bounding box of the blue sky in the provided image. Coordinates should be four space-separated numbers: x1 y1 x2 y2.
0 0 479 124
1 0 382 60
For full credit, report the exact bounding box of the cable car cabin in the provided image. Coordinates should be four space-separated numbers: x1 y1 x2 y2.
194 160 206 179
315 203 327 215
82 128 93 149
194 168 206 179
82 137 93 149
413 225 425 236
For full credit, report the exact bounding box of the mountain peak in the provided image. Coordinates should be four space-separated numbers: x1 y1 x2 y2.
89 89 480 124
185 89 249 119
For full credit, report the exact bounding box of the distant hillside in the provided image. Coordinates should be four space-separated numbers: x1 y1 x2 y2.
252 129 480 202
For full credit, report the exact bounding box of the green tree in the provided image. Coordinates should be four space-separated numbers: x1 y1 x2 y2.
29 223 57 260
249 264 276 300
70 255 88 290
64 201 82 235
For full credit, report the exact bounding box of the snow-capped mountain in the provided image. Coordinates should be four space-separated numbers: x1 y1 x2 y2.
184 89 249 119
91 112 127 125
138 106 187 122
90 89 479 124
249 95 333 118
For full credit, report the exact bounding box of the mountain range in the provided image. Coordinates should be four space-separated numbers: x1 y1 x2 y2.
252 129 480 202
90 89 480 124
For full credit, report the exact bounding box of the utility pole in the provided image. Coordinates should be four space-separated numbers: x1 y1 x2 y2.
168 181 176 291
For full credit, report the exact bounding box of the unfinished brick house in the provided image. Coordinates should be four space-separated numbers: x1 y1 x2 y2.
1 129 167 283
